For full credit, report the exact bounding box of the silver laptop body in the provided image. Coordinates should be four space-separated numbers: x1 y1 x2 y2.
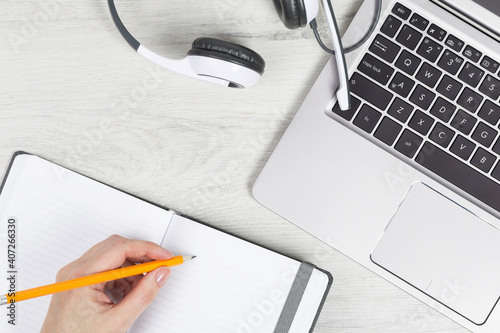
253 0 500 331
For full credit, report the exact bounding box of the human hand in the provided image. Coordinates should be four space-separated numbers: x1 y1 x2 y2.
41 235 173 333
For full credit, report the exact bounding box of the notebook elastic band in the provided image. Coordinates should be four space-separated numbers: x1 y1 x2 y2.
274 262 315 333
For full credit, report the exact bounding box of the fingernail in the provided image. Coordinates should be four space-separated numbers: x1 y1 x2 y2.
156 268 170 287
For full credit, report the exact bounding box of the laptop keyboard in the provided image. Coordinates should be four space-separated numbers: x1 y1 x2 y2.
332 2 500 212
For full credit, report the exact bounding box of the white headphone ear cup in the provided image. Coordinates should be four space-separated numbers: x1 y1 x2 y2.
186 37 265 88
188 38 265 75
187 55 262 88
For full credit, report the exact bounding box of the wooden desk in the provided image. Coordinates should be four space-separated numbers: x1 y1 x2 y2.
0 0 467 331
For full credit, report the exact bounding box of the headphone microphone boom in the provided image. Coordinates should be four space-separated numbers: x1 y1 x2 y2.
107 0 381 110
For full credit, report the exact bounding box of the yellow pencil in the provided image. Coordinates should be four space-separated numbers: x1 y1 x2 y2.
0 255 194 305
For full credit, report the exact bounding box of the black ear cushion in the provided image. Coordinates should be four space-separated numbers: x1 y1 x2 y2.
273 0 307 29
188 37 265 75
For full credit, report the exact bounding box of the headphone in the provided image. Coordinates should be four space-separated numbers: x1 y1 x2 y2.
107 0 382 110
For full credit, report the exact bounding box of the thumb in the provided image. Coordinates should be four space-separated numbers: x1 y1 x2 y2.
111 267 170 329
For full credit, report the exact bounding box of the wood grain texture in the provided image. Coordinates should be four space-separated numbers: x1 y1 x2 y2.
1 0 467 332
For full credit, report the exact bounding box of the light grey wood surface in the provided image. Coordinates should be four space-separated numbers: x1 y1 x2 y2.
1 0 467 332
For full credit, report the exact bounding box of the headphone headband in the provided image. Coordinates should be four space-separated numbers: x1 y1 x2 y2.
108 0 139 51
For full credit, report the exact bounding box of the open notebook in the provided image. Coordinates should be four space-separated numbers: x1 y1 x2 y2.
0 153 332 332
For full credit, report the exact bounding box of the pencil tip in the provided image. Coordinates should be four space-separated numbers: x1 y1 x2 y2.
182 255 196 262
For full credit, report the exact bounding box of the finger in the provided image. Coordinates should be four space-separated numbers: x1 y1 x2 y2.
125 256 156 264
77 235 124 263
81 237 173 276
109 267 170 329
59 235 123 275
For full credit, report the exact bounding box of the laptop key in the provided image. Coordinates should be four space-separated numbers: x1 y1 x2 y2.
332 95 361 121
457 88 483 113
437 75 463 100
479 75 500 100
427 23 447 41
463 45 482 63
369 34 401 63
451 109 477 135
480 56 500 73
491 162 500 182
471 122 497 147
350 73 393 111
389 72 415 97
445 34 465 52
353 104 382 133
478 100 500 125
381 15 402 38
392 2 411 20
395 129 423 158
409 13 429 31
430 97 456 122
416 142 500 212
388 97 414 123
450 135 476 160
492 138 500 155
410 84 435 110
417 37 443 63
471 148 496 173
438 50 464 75
416 62 441 88
397 25 423 50
429 122 455 148
409 110 434 135
395 50 421 75
358 53 394 85
458 62 485 88
374 117 402 146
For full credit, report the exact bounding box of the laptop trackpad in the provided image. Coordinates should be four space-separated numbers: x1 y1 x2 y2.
371 182 500 325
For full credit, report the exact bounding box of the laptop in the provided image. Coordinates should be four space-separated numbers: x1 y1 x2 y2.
253 0 500 331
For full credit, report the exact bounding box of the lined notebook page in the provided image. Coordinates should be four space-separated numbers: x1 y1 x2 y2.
129 214 302 333
0 155 173 332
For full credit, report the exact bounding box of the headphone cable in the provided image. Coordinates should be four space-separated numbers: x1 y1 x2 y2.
311 0 382 55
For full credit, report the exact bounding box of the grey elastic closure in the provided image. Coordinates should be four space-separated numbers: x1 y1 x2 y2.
274 262 315 333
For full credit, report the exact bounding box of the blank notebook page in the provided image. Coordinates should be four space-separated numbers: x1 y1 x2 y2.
130 214 302 333
0 155 173 332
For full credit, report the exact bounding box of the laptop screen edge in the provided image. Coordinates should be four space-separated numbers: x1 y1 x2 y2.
433 0 500 40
